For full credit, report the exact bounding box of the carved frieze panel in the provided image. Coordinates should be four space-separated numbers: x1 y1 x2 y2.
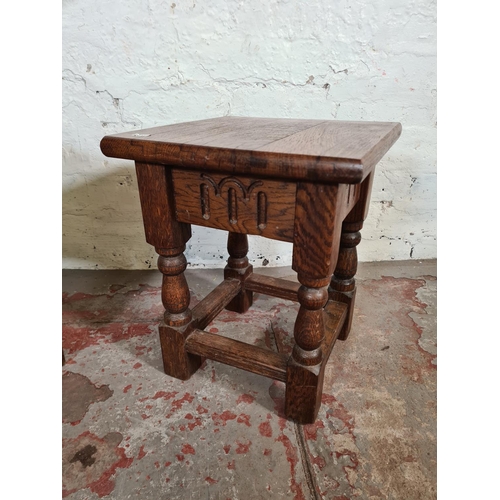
172 170 296 242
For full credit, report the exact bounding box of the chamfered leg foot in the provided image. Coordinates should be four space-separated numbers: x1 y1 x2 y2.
285 361 325 424
159 322 203 380
157 247 202 379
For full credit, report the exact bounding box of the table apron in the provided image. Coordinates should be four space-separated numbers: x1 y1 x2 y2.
171 169 297 242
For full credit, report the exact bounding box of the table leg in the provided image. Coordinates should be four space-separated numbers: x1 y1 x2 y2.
157 246 202 380
329 222 362 340
134 162 202 380
285 278 329 423
158 248 192 328
286 182 344 423
329 172 374 341
224 232 253 313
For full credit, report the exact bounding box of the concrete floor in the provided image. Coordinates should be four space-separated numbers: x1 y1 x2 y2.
62 260 437 500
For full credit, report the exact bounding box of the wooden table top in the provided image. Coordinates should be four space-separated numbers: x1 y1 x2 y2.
100 117 401 184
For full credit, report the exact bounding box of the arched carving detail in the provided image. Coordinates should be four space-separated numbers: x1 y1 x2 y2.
201 174 263 200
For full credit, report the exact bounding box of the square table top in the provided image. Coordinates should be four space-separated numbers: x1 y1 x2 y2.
100 116 401 184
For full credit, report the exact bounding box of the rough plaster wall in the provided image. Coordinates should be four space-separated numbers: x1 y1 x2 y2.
62 0 436 270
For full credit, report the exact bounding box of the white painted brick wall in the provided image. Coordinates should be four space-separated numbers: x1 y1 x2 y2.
62 0 436 269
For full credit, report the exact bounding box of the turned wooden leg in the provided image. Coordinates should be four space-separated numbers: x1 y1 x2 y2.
328 172 374 341
329 222 363 340
285 276 330 423
286 181 346 423
224 232 253 313
329 221 362 341
157 246 202 380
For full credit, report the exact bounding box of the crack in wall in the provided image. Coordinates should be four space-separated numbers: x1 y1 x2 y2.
95 90 143 129
199 63 333 89
63 69 88 89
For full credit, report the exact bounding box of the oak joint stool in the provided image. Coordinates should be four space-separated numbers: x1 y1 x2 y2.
101 117 401 424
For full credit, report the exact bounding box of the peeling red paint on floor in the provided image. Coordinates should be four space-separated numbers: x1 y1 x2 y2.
196 404 209 414
322 394 355 433
235 440 252 454
237 413 251 427
276 433 305 500
303 420 325 441
151 390 178 401
259 421 273 437
63 323 154 354
301 274 437 499
311 454 327 470
212 410 237 426
62 431 133 498
170 393 195 413
236 393 255 404
181 443 196 455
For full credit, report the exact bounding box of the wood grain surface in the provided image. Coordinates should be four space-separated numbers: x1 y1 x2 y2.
172 169 296 241
191 278 241 330
101 117 402 184
224 233 253 313
322 300 348 359
185 329 288 382
134 163 191 250
292 182 346 283
284 300 348 424
245 274 301 302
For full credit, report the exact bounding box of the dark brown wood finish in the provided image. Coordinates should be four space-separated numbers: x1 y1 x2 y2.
132 161 202 380
284 182 347 423
100 117 401 425
185 329 288 382
101 117 402 184
329 172 375 341
172 169 297 241
284 300 348 423
224 232 253 313
245 274 301 302
322 301 348 359
134 163 191 250
158 250 192 327
292 182 346 282
191 279 241 330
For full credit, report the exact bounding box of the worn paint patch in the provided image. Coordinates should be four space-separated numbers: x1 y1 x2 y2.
306 275 437 499
276 433 305 500
62 372 113 424
235 440 252 454
236 393 255 404
259 421 273 437
212 410 237 426
62 323 154 354
181 443 196 455
62 283 169 354
62 431 132 497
